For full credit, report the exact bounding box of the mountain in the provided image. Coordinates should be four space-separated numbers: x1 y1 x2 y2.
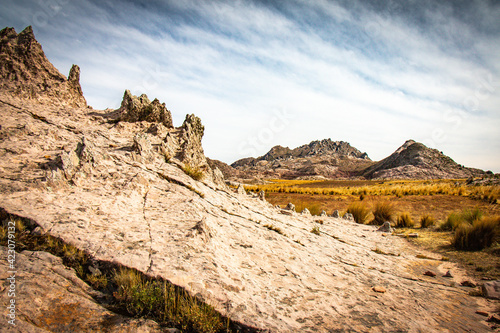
0 26 86 107
363 140 485 179
231 139 373 180
0 26 491 332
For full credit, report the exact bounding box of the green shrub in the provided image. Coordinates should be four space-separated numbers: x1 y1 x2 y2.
181 164 204 181
440 208 483 231
310 226 321 235
371 201 395 225
347 202 370 224
452 217 500 251
419 214 435 229
396 212 414 228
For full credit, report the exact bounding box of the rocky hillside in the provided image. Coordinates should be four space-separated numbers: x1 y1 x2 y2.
363 140 485 179
231 139 373 180
0 26 496 332
0 26 86 107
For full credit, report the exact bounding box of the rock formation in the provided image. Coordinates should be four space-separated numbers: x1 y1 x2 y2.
0 26 496 332
117 89 173 127
231 139 373 180
0 26 86 107
363 140 485 179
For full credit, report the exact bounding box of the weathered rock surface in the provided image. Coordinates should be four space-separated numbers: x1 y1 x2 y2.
0 246 164 332
0 26 86 107
0 27 497 332
0 94 495 332
118 90 173 128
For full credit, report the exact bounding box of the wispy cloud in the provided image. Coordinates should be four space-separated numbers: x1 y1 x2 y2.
1 0 499 171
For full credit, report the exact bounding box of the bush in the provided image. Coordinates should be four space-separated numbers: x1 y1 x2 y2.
440 208 483 231
182 164 204 181
371 201 395 225
396 212 414 228
452 217 500 251
310 226 321 235
347 202 370 224
419 214 435 229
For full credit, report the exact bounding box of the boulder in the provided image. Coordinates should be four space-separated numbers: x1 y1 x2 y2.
343 212 354 221
377 222 393 233
285 203 296 211
482 280 500 300
331 210 340 218
320 210 327 217
301 208 311 215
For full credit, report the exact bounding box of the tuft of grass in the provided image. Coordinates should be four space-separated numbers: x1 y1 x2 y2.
310 226 321 235
452 216 500 251
113 268 224 332
419 214 436 229
440 208 483 231
371 201 395 226
294 203 322 216
181 164 204 181
396 212 414 228
263 224 286 236
346 202 370 224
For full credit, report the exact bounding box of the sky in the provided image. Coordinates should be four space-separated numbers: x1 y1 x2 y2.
1 0 499 172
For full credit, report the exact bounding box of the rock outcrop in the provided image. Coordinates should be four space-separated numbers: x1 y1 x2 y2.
0 26 496 332
231 139 373 180
363 140 485 179
117 89 173 128
0 26 86 107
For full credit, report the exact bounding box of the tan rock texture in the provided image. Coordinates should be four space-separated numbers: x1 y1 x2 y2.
0 94 496 332
0 27 497 332
0 246 164 332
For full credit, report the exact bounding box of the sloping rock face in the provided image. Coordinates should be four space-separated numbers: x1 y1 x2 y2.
0 26 86 107
363 140 485 179
0 94 495 333
0 28 496 332
231 139 373 180
0 247 164 332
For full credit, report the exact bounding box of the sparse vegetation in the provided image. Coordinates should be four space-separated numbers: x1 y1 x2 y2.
182 164 204 181
346 202 370 224
371 201 395 225
439 208 483 231
396 212 414 228
310 226 321 235
452 216 499 251
0 213 241 333
264 224 286 236
419 214 435 229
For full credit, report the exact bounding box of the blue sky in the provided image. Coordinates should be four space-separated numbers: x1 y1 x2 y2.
1 0 499 172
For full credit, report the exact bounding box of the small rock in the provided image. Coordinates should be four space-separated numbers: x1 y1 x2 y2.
285 203 295 211
487 314 500 324
343 212 354 221
377 222 392 233
476 311 489 317
319 210 327 217
372 286 386 293
259 190 265 201
461 280 476 288
424 271 436 277
301 208 311 215
331 210 340 218
236 184 246 195
443 270 453 278
482 280 500 300
280 209 293 216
